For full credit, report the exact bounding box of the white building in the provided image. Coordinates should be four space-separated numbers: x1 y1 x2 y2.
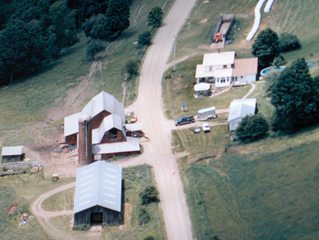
227 98 257 131
195 51 258 89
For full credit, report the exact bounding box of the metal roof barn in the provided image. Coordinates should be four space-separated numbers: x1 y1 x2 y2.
73 160 123 226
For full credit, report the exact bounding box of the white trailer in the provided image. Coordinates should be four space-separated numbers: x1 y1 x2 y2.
197 106 217 121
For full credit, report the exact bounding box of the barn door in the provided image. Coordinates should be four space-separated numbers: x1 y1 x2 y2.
90 212 103 225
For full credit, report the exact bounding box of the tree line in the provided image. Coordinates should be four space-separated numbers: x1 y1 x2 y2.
0 0 132 86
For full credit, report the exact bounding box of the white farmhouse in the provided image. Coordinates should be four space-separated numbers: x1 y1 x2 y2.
227 98 257 131
195 51 258 90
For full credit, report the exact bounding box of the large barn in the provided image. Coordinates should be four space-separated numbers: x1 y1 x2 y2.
73 160 123 226
64 91 141 158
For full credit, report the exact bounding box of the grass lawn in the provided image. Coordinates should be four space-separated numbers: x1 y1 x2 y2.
172 125 319 240
0 173 73 240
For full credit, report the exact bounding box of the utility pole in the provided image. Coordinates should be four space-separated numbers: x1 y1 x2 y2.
173 36 176 71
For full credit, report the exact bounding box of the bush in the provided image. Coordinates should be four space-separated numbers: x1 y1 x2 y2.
140 186 159 205
144 237 155 240
125 59 139 79
147 6 163 29
86 40 105 61
278 33 301 52
236 115 269 142
138 31 152 47
272 55 286 68
138 207 150 225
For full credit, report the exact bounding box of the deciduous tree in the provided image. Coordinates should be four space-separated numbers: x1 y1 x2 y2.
147 6 163 29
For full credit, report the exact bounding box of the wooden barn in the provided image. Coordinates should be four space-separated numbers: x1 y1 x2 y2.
73 160 123 226
1 146 24 163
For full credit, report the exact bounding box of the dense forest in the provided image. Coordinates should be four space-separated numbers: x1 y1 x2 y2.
0 0 131 86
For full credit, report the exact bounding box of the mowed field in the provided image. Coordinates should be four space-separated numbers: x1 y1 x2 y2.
166 0 319 239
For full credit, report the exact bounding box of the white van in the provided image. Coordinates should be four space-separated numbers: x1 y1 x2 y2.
197 106 217 121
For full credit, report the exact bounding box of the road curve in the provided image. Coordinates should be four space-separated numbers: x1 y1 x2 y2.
130 0 197 239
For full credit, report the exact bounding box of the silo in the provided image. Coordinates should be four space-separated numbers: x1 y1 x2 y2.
78 113 93 166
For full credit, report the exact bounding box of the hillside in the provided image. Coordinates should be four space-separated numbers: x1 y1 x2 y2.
168 0 319 239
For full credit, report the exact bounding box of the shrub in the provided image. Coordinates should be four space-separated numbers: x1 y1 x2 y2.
278 33 301 52
144 237 155 240
138 31 152 47
138 207 150 225
236 115 269 142
86 40 105 61
272 55 286 68
125 59 138 79
147 6 163 29
140 186 159 205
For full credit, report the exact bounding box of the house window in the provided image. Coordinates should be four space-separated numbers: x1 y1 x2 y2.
223 65 227 69
221 78 225 83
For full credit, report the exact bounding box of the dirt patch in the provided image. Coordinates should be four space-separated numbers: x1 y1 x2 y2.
199 18 208 24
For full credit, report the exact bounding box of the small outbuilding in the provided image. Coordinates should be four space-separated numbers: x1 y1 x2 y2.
73 160 123 226
1 146 24 163
194 82 211 97
228 98 256 131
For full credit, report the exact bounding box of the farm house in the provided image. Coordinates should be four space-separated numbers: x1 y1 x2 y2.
195 51 258 89
73 160 123 226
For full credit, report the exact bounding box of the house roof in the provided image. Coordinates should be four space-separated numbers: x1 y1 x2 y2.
64 91 124 137
233 58 258 76
203 51 235 66
227 98 256 122
195 65 232 79
92 114 126 144
92 137 140 155
1 146 24 156
194 83 210 92
73 160 122 214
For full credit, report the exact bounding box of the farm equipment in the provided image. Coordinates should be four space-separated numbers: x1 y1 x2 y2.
213 32 223 43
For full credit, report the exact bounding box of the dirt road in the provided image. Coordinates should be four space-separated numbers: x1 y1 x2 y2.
128 0 197 239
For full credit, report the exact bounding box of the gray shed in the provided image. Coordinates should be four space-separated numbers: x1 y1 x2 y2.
227 98 256 131
73 160 123 226
1 146 24 163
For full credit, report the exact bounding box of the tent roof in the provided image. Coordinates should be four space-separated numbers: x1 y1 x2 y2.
194 83 210 91
73 161 122 214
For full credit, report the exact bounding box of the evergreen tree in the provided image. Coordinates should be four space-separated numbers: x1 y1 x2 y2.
105 0 130 38
269 58 319 131
252 28 279 69
147 6 163 29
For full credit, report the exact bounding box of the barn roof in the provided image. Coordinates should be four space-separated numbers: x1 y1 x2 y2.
92 114 126 144
82 91 124 121
227 98 256 122
92 137 140 155
64 91 124 137
1 146 24 156
73 161 122 214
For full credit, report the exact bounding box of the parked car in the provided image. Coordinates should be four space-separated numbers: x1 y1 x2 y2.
175 116 195 126
202 123 210 133
193 127 201 134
